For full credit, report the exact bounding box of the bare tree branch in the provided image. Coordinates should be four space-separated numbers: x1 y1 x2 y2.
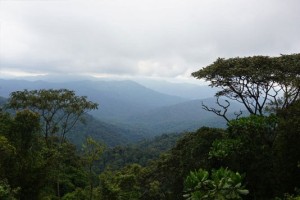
202 97 231 122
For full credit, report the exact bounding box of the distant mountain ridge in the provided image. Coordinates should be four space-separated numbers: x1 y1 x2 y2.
136 79 218 99
0 78 245 139
124 98 245 135
0 79 187 121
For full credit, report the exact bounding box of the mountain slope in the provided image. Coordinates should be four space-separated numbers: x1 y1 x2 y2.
136 79 218 99
0 79 187 122
69 114 145 147
0 79 246 137
125 98 246 135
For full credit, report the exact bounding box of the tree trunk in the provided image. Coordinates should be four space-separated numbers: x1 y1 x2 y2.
89 165 93 200
57 180 60 199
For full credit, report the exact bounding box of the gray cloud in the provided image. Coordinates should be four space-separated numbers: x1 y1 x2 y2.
0 0 300 80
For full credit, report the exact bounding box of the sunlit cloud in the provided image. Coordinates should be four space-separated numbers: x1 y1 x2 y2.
0 69 47 78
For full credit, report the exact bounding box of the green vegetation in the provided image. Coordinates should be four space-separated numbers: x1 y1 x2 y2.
0 53 299 199
98 132 183 171
8 89 98 144
183 168 248 199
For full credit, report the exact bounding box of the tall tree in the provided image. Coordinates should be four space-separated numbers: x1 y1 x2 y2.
192 54 300 119
6 89 98 198
7 89 98 144
0 109 47 199
82 137 105 200
273 99 300 196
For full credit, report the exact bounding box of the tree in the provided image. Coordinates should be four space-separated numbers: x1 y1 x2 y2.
208 115 279 199
192 54 300 119
0 109 48 199
137 127 226 199
7 89 98 144
82 137 105 200
191 53 300 198
6 89 98 198
273 99 300 196
47 141 89 199
183 168 248 200
0 179 19 200
272 54 300 110
99 164 144 200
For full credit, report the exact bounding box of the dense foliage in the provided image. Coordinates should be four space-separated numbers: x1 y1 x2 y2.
183 168 248 199
1 95 299 199
97 133 183 171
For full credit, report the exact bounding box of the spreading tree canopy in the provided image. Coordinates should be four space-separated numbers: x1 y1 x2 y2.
192 54 300 119
7 89 98 143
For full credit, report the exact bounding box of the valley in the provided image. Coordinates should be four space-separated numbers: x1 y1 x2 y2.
0 78 243 145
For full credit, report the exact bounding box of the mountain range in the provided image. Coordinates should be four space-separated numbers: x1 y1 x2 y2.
0 78 244 145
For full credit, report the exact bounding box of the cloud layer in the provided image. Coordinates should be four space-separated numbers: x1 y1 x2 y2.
1 0 300 79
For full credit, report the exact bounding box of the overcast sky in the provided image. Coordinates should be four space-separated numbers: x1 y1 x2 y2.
0 0 300 82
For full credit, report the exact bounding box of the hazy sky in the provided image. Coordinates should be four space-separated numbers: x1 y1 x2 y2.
0 0 300 81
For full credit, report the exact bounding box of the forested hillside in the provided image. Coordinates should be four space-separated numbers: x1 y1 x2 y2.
0 54 299 199
126 98 246 135
69 114 145 147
